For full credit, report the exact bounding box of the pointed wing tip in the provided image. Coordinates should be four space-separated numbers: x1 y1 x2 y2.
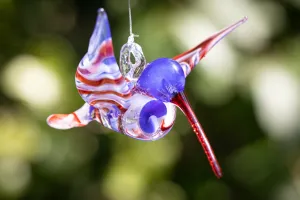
97 8 108 19
240 16 248 24
97 8 106 15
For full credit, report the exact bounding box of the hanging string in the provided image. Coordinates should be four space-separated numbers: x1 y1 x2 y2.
128 0 133 36
128 0 138 41
120 0 146 81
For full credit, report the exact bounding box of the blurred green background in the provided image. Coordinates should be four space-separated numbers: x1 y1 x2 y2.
1 0 300 199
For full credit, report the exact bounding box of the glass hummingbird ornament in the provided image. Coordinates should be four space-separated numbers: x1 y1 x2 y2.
47 8 247 178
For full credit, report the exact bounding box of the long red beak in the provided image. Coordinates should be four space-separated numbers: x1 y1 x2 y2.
172 92 222 178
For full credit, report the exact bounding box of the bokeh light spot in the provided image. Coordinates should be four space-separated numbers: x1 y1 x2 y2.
2 55 61 109
251 65 300 140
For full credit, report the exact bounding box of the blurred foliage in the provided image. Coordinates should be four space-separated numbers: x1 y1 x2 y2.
0 0 300 199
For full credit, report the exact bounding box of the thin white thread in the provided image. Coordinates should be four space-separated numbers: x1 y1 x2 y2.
128 0 133 36
128 0 138 41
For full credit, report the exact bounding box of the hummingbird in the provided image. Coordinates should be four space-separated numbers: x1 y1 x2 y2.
47 8 247 178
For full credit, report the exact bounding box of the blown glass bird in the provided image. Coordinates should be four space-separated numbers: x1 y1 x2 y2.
47 8 247 178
